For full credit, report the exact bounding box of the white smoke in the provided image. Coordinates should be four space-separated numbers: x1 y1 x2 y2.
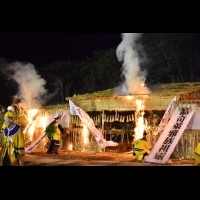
7 61 50 109
115 33 150 95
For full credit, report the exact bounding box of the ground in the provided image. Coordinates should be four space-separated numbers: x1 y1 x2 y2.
20 148 196 166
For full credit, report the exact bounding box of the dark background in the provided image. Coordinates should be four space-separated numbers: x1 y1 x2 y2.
0 33 122 67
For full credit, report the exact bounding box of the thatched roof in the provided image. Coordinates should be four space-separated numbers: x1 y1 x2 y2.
65 82 200 112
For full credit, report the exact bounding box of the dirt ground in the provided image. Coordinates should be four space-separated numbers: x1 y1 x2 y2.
21 148 196 165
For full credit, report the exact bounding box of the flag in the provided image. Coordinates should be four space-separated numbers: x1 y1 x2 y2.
69 100 118 148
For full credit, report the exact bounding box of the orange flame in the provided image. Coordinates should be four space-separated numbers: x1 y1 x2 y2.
68 143 73 150
82 124 89 144
126 95 134 100
134 99 145 140
24 109 38 141
140 82 145 87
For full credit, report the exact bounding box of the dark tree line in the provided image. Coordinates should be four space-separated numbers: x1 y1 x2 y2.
141 33 200 83
38 48 122 105
1 33 200 106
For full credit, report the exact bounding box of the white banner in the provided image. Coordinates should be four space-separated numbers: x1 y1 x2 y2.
25 133 46 153
186 107 200 129
69 101 78 115
153 96 176 136
146 104 195 164
69 100 118 148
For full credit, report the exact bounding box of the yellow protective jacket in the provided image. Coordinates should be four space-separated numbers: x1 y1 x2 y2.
194 143 200 164
1 111 15 131
52 122 65 141
133 138 151 161
0 124 25 166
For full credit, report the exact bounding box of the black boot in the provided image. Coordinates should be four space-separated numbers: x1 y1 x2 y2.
54 143 59 154
47 140 54 154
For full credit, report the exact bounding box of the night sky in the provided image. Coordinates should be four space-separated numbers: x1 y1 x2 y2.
0 33 122 67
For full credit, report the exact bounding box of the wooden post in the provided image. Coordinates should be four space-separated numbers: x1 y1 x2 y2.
101 110 105 152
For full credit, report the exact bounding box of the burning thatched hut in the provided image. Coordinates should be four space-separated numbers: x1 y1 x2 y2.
1 82 200 159
66 82 200 159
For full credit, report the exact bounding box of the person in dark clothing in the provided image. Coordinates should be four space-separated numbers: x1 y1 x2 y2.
47 115 69 154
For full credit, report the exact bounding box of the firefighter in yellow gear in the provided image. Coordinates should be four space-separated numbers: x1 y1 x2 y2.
0 117 25 166
47 115 69 154
194 143 200 165
1 106 16 133
132 131 151 162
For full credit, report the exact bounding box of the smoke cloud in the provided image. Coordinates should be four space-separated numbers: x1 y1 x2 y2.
5 61 54 109
115 33 151 95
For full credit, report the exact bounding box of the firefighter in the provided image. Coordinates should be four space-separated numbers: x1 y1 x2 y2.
1 106 16 133
194 143 200 165
47 115 69 154
132 130 151 162
0 116 25 166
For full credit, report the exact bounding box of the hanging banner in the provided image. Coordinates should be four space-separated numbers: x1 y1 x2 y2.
25 133 46 153
153 96 176 136
69 100 118 148
69 101 78 115
146 104 195 164
186 107 200 129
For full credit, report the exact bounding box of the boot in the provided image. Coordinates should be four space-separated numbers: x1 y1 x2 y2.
47 140 54 154
54 144 59 154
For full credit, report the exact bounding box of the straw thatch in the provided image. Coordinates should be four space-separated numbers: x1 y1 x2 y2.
66 82 200 112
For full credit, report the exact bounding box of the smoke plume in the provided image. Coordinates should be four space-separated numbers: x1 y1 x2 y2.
115 33 150 95
5 61 53 109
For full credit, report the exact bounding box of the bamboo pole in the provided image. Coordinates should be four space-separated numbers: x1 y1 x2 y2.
101 110 105 152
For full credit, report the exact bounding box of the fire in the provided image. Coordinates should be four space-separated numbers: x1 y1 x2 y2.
23 109 38 141
39 115 49 147
40 116 48 131
140 82 145 87
82 124 89 144
68 143 73 150
126 95 134 100
125 95 148 140
134 99 146 140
